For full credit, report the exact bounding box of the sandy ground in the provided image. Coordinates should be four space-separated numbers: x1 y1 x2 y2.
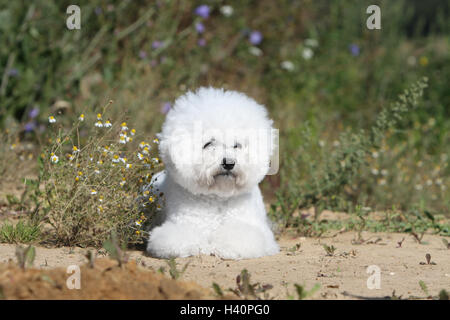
1 231 449 299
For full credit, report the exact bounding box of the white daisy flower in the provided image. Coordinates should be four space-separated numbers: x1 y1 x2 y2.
104 120 112 127
50 153 59 164
220 5 233 17
302 47 314 60
121 122 128 131
139 141 149 149
48 116 56 123
78 114 85 121
137 153 144 160
95 121 103 127
304 38 318 48
249 46 262 57
91 190 97 195
112 155 120 163
281 60 295 71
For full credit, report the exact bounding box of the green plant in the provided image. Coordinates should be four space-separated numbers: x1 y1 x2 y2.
272 78 430 229
229 269 274 300
322 244 337 256
165 258 190 280
15 244 36 269
102 231 128 267
33 102 161 247
0 220 41 243
293 283 321 300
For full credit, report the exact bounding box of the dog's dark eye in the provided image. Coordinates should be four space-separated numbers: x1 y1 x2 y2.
234 142 242 149
203 141 212 149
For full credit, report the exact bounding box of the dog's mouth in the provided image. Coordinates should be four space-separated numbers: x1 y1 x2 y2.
214 171 236 179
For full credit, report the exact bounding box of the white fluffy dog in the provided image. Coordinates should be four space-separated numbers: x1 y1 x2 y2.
146 87 279 260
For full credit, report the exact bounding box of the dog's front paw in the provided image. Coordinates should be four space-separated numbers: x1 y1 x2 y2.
146 222 206 258
210 221 279 260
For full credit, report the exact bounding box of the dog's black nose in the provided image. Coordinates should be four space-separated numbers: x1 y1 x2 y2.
222 158 235 170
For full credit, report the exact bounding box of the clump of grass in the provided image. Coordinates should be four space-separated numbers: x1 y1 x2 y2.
322 244 337 256
0 220 41 244
33 101 162 247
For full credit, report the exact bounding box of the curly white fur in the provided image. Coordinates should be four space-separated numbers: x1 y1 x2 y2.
146 87 279 260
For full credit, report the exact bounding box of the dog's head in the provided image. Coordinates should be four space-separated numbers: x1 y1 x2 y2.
158 87 276 198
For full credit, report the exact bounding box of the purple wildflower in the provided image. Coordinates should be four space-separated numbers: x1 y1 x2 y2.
139 50 147 59
161 102 172 114
24 121 36 132
194 5 210 18
28 107 39 119
349 44 360 56
197 38 207 47
195 22 205 34
95 7 102 15
249 31 263 45
152 40 163 49
8 68 19 77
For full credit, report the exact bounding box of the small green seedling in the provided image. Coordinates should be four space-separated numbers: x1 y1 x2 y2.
294 283 321 300
323 244 336 256
439 289 449 300
15 245 36 269
166 258 189 280
229 269 273 300
419 280 431 298
102 231 128 267
442 238 450 249
212 283 224 297
287 243 301 255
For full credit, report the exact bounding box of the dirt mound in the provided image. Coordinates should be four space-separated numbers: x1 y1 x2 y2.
0 258 228 300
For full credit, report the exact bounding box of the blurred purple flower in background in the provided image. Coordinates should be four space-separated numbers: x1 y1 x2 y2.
349 43 360 56
195 22 205 34
195 5 210 18
8 68 19 77
152 40 163 49
139 50 147 59
28 107 39 119
249 31 263 45
24 121 36 132
197 38 207 47
161 102 172 114
95 7 102 15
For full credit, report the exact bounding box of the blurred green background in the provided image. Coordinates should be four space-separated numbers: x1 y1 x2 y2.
0 0 449 224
